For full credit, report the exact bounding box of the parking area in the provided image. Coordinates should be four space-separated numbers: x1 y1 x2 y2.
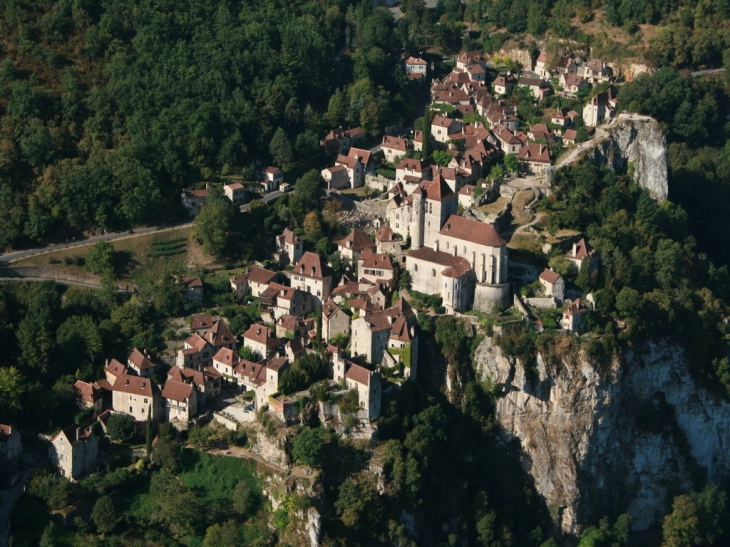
215 392 256 423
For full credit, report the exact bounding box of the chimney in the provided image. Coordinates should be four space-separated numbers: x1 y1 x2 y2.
572 243 578 256
76 427 81 441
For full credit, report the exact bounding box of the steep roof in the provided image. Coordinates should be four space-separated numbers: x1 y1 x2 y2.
54 425 94 447
246 266 277 285
570 237 595 261
439 215 507 247
243 324 280 348
213 347 240 367
348 147 372 166
382 135 407 152
73 380 102 404
279 228 301 245
408 246 472 268
345 363 372 386
203 320 236 347
161 379 194 403
191 314 214 331
322 299 345 320
338 228 376 252
539 268 562 284
112 374 159 397
128 348 155 371
375 222 395 242
184 333 209 352
358 250 395 271
183 276 203 288
234 360 267 386
423 172 456 202
518 143 552 163
106 359 128 378
294 252 333 280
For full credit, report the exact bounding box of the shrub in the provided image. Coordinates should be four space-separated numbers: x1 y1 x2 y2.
291 427 326 467
106 413 135 442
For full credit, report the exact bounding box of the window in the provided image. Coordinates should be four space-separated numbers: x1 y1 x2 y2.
144 398 148 404
129 406 133 413
414 264 418 272
463 246 466 254
446 242 449 249
432 269 436 277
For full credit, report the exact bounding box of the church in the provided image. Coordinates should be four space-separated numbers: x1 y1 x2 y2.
388 171 510 313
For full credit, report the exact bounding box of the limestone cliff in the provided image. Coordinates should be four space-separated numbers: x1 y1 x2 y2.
589 113 668 201
473 337 730 535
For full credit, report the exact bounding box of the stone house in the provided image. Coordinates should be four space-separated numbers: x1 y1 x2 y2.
260 166 283 193
322 299 351 343
562 299 588 332
456 50 485 71
276 314 303 339
357 250 396 286
322 127 366 155
105 359 128 384
112 374 160 422
161 379 198 423
224 182 246 206
167 366 221 407
212 347 240 383
202 319 238 353
583 88 617 127
0 425 22 462
291 252 334 308
567 237 597 270
73 380 104 417
265 357 290 398
49 425 98 479
562 129 578 145
458 185 477 208
492 73 516 96
176 333 214 370
581 59 611 83
560 72 589 96
337 228 376 262
182 276 204 305
180 188 207 217
127 348 157 377
350 298 418 369
243 324 281 360
539 268 565 301
344 363 382 420
235 266 278 299
534 52 550 79
273 228 304 266
381 135 408 164
404 56 427 77
259 282 313 321
518 77 552 100
395 158 434 190
191 314 214 334
234 359 268 408
321 165 349 190
517 143 552 174
493 124 522 154
333 147 372 188
431 116 462 144
375 222 402 256
285 337 306 362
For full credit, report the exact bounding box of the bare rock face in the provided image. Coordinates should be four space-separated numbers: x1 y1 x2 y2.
473 337 730 535
589 113 668 202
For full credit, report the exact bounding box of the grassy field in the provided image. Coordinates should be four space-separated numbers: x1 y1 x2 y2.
9 227 217 282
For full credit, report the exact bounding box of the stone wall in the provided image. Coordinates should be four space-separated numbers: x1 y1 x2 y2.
213 411 240 431
524 297 556 309
473 283 510 313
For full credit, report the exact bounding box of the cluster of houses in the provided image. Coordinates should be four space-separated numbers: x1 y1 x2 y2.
181 166 285 216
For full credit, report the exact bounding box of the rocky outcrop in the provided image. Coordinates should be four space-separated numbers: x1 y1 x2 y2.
473 337 730 535
589 113 668 201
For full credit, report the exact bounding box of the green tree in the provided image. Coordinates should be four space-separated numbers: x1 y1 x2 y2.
191 187 237 258
504 153 519 173
91 495 121 534
432 150 451 166
489 165 504 181
335 472 382 531
0 367 26 418
663 486 728 547
269 126 293 166
39 521 58 547
150 470 200 538
295 170 324 213
204 520 243 547
106 413 135 442
233 480 259 517
85 240 115 275
291 427 326 466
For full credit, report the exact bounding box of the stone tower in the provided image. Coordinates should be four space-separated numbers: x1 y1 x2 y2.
410 185 425 250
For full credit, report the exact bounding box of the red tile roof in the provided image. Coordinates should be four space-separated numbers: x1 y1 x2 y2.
74 380 102 404
191 314 214 331
294 252 333 281
112 374 159 397
243 324 280 348
183 276 203 289
128 348 155 371
539 268 562 284
440 215 507 247
422 172 456 202
246 266 277 285
382 135 407 152
55 425 94 447
338 228 376 252
203 320 236 347
161 379 194 403
106 359 128 378
213 347 240 367
358 250 395 271
345 363 372 386
518 143 552 164
279 228 300 245
234 360 266 386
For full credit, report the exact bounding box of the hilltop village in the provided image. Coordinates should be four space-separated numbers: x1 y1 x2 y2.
5 46 626 484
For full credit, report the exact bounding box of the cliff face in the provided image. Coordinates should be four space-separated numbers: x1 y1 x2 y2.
589 113 668 201
473 337 730 535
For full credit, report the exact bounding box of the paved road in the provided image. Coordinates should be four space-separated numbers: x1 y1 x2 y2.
0 223 192 264
240 190 282 212
691 67 725 77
